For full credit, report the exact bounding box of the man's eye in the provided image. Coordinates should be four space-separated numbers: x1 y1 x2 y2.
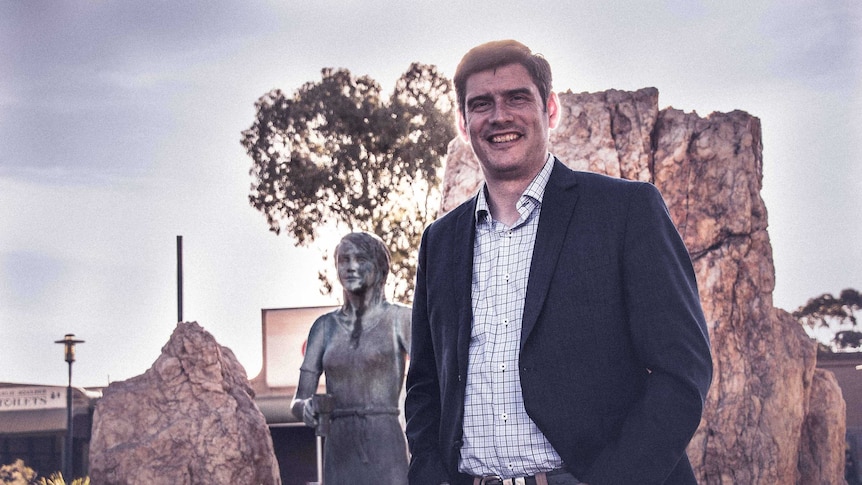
470 101 490 112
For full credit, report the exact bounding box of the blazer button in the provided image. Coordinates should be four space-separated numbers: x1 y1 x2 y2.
453 439 463 449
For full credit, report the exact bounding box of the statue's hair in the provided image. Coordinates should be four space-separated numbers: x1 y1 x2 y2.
453 39 553 117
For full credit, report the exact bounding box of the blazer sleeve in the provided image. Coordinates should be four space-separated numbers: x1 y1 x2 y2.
405 226 452 484
583 182 713 484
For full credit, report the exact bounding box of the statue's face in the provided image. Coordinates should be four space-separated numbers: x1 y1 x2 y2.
336 240 378 295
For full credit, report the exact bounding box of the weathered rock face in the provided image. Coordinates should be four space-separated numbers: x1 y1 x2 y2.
799 368 848 484
440 87 847 484
89 322 280 485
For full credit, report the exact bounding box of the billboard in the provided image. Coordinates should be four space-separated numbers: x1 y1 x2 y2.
0 386 66 412
261 305 339 389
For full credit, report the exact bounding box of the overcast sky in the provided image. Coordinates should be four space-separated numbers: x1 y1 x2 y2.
1 0 860 388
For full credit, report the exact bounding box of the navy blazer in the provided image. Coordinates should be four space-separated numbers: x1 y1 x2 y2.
405 160 713 485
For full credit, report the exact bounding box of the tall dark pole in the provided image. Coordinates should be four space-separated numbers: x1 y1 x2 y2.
55 334 84 480
65 359 72 478
177 235 183 323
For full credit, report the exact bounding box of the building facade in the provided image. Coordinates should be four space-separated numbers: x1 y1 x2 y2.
0 384 98 478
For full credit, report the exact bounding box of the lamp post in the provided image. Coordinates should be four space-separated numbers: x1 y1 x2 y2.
55 333 84 480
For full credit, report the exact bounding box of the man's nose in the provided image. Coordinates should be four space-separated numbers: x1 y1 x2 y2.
490 103 513 123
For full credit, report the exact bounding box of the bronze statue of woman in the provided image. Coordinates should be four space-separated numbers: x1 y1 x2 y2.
291 231 411 484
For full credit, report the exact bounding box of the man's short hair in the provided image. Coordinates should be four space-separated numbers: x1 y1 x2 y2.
453 39 553 117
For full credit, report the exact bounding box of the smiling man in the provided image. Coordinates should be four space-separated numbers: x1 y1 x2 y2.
405 40 713 485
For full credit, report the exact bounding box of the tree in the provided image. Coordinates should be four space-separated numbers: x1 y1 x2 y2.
240 63 456 302
793 288 862 351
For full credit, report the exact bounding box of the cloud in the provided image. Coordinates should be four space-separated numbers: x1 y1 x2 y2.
0 1 278 179
761 0 861 92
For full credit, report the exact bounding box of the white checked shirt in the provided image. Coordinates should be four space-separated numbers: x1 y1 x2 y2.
459 155 564 478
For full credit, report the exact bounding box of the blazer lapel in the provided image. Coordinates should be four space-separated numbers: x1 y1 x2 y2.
521 160 579 348
453 197 478 378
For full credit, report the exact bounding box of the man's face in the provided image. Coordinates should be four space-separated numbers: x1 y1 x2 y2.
336 240 378 294
458 63 559 183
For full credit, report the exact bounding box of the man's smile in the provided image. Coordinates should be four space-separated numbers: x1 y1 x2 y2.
488 132 522 143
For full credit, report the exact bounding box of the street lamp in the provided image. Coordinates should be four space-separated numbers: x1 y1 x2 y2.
55 334 84 480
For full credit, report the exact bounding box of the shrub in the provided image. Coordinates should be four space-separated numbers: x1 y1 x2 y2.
35 473 90 485
0 462 89 485
0 460 36 485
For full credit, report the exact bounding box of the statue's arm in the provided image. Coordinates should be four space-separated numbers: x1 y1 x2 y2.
395 303 412 356
289 314 329 425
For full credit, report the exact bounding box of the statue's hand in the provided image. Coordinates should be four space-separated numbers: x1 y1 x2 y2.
301 397 319 428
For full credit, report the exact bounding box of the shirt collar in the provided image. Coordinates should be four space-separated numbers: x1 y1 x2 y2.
475 153 556 224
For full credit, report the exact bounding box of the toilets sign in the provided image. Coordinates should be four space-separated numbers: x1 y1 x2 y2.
0 387 66 411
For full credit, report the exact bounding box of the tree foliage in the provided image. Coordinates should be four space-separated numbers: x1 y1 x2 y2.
793 288 862 351
240 63 455 301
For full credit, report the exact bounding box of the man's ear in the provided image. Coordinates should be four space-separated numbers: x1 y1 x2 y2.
457 111 470 142
547 92 561 130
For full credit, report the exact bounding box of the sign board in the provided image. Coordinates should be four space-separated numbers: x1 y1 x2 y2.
262 305 339 388
0 386 66 412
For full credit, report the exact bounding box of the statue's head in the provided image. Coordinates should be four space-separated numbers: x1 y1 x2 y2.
334 231 390 298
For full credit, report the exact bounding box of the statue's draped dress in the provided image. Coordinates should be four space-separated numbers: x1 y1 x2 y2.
300 303 410 485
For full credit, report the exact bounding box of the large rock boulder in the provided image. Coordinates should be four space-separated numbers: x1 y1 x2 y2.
89 321 280 485
440 87 847 484
799 368 848 484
